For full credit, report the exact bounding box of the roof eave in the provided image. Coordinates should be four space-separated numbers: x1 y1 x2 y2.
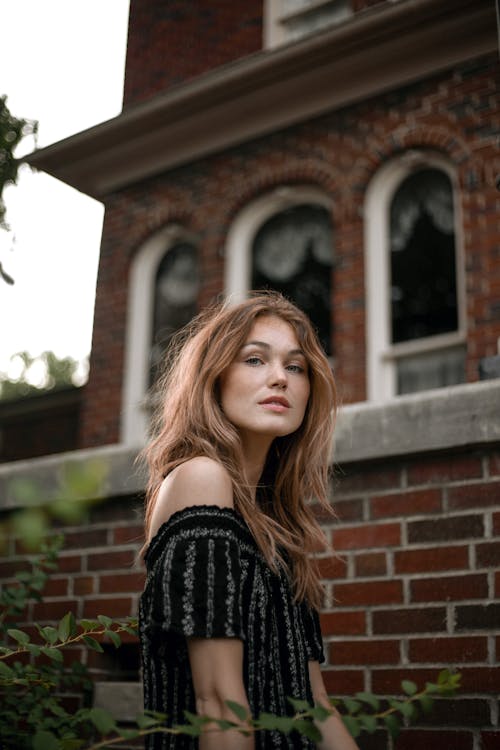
25 0 497 199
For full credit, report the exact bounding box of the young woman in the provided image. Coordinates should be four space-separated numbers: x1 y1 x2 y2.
139 292 359 750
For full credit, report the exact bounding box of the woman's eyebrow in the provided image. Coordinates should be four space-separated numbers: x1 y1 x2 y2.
242 340 306 357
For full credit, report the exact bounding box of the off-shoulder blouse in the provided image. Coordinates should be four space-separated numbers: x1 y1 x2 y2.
139 505 325 749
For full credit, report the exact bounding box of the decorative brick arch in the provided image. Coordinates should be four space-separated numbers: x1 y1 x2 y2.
348 124 473 203
221 159 345 234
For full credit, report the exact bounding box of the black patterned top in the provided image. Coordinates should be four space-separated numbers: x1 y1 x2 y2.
139 505 325 749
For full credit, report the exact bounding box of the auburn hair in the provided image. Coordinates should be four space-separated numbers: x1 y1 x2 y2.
141 291 337 608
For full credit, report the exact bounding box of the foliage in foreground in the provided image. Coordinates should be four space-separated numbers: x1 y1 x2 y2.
0 539 461 750
0 94 38 283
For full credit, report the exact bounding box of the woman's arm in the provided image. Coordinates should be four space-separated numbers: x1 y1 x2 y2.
187 637 254 749
308 661 360 750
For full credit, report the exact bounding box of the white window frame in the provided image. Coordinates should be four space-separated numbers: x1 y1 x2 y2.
364 150 466 402
224 185 332 302
121 224 198 446
263 0 352 48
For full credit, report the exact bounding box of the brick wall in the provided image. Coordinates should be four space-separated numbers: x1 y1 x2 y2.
80 53 500 447
122 0 399 108
1 438 498 748
320 446 500 749
123 0 263 107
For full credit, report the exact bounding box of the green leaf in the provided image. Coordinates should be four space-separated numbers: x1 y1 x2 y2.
425 681 440 694
79 619 98 631
293 718 322 742
41 626 59 645
419 694 434 713
123 625 139 636
119 728 140 739
7 628 30 646
11 507 48 550
58 612 76 642
217 718 241 730
40 646 63 662
226 700 249 721
342 715 361 738
136 714 160 729
0 661 14 678
309 704 331 721
183 710 210 727
104 629 121 648
360 714 378 733
83 635 103 652
33 730 61 750
174 723 201 737
354 691 380 710
388 698 405 712
402 679 418 696
383 713 401 738
256 713 293 732
437 669 451 685
399 701 416 719
287 697 311 712
97 614 113 628
88 707 116 734
343 698 361 715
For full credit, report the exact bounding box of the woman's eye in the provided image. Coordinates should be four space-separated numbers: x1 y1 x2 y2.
245 356 263 366
287 363 305 373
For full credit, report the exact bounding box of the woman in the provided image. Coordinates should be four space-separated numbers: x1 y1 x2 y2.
139 291 359 750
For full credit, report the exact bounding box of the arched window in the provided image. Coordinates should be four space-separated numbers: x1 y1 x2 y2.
150 242 199 384
251 204 333 354
122 226 199 445
225 187 334 356
365 152 466 401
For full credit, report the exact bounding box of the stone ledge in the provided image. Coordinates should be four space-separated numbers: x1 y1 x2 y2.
0 443 145 510
334 379 500 464
1 380 499 509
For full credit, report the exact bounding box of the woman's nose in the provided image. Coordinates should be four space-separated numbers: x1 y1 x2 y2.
268 363 288 388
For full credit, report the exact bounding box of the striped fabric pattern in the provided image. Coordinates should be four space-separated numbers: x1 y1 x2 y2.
139 505 324 749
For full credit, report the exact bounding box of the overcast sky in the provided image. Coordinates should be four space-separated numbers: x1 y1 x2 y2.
0 0 130 379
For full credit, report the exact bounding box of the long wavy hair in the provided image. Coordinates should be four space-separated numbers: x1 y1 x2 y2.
141 291 337 608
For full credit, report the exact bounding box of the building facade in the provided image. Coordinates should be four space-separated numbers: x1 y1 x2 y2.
1 1 499 748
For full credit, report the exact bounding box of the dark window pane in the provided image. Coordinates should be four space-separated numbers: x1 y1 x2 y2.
150 242 199 383
251 204 333 355
390 168 458 343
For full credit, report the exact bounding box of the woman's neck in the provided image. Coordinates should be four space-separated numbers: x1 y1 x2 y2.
240 436 273 500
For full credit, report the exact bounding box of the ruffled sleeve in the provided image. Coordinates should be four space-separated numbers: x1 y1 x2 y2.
144 506 247 640
300 601 325 663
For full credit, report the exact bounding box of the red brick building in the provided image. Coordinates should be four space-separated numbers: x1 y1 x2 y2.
1 1 499 748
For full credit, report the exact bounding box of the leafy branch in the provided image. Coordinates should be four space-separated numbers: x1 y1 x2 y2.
1 612 138 672
25 670 460 750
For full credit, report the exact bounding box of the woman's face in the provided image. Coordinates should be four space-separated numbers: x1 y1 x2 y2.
219 315 310 447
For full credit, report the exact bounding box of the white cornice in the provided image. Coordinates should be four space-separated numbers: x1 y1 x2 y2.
25 0 497 199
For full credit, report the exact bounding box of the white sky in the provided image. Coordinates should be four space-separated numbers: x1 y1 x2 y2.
0 0 130 378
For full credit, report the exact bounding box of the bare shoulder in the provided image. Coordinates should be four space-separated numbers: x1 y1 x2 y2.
148 457 233 540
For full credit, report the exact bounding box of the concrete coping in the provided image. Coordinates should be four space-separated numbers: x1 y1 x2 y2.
1 380 499 510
